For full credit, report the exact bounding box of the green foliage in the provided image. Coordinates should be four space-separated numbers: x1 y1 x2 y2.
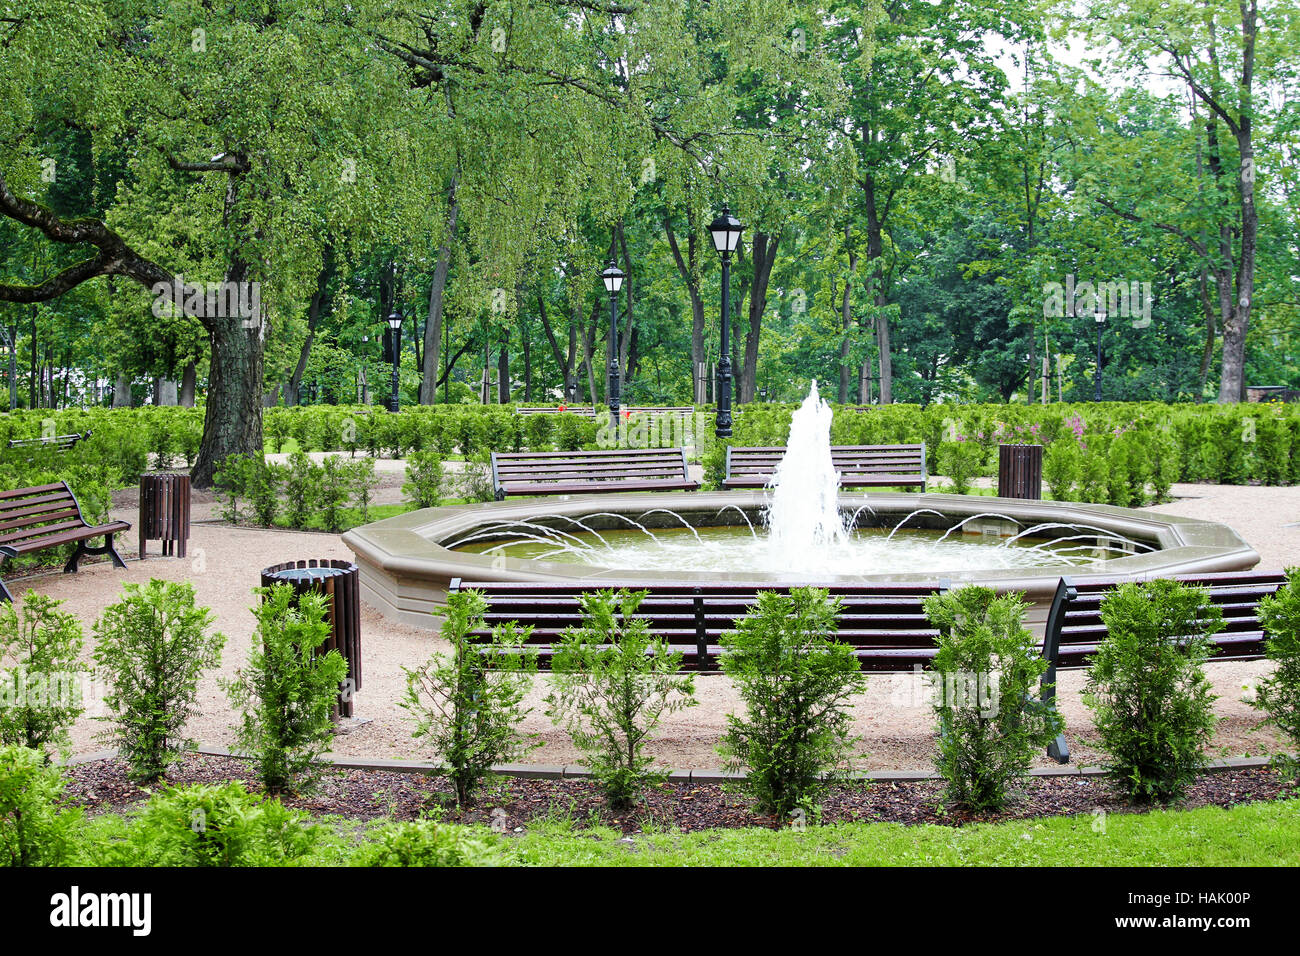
317 455 354 533
249 459 283 527
718 588 868 817
348 456 381 523
113 781 318 867
403 449 446 508
1083 581 1224 803
924 587 1062 811
401 590 538 806
941 439 983 494
1252 568 1300 779
0 591 86 755
0 745 81 866
1042 440 1079 501
460 453 498 503
92 580 226 783
223 586 348 794
283 450 320 528
352 819 493 867
545 590 697 808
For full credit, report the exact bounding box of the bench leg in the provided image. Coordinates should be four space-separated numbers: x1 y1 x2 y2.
64 534 129 574
64 542 85 574
0 571 11 604
1047 733 1070 764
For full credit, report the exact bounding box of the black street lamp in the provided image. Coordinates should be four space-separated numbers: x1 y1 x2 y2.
1093 306 1107 402
709 205 744 437
387 310 403 412
600 259 626 433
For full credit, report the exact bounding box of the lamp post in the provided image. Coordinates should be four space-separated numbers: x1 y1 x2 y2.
1093 307 1107 402
600 259 626 433
387 310 403 412
708 206 745 437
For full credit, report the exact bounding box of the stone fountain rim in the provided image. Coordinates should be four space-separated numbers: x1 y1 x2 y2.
342 491 1259 622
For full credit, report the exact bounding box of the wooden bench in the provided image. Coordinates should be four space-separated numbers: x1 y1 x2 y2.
623 406 696 418
6 430 92 452
1039 569 1289 763
490 447 699 499
515 406 597 417
0 481 131 602
723 443 928 491
448 579 949 672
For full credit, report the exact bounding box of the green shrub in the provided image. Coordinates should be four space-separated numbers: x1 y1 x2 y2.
403 449 446 508
317 455 353 533
942 439 983 495
545 590 697 808
213 453 254 523
348 457 381 523
118 781 318 866
718 588 867 817
0 745 82 866
283 450 320 528
250 458 282 527
1042 441 1079 501
223 586 348 794
0 592 86 755
1252 568 1300 779
93 580 226 783
1079 448 1109 503
924 587 1062 811
460 453 497 503
353 819 493 867
401 590 538 805
1083 580 1223 802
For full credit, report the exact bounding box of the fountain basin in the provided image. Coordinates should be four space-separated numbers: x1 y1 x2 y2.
341 491 1259 631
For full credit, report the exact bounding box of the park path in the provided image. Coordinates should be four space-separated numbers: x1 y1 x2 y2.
9 479 1296 771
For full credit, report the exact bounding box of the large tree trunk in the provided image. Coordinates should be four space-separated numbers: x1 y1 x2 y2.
497 339 510 404
286 253 331 406
537 289 577 401
664 219 708 403
154 377 178 405
191 260 265 486
861 173 893 403
741 230 779 404
420 176 459 404
179 360 197 406
7 325 17 409
112 371 132 407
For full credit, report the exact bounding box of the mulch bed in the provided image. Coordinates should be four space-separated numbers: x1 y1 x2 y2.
62 753 1298 834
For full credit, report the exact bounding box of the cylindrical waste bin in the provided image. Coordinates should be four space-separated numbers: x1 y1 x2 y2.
139 473 191 558
997 444 1043 500
259 559 362 717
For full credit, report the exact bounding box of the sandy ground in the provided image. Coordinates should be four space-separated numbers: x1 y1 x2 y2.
7 472 1297 771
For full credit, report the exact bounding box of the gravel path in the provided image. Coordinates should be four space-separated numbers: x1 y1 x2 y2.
6 476 1296 772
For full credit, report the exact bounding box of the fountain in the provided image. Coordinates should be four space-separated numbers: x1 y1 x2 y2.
343 385 1259 629
764 380 848 556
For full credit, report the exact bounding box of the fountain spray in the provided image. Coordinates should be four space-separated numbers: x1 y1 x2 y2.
764 380 849 555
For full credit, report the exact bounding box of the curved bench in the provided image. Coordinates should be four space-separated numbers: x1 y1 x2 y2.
0 481 130 602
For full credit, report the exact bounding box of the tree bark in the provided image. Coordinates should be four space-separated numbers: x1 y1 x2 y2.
741 230 779 404
664 218 708 403
420 175 459 404
286 252 331 406
180 361 197 406
861 172 893 403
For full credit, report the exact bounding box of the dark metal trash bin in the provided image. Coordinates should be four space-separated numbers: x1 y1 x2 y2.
259 559 362 717
139 473 191 558
997 444 1043 500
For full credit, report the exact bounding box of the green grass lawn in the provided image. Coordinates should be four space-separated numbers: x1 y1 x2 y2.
486 800 1300 867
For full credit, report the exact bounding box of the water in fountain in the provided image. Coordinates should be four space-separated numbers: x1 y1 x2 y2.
764 380 848 557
